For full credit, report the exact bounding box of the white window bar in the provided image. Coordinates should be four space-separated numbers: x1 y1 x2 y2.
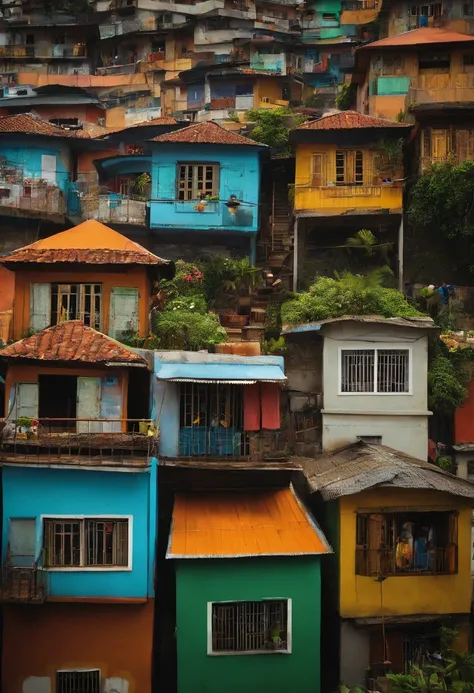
56 670 100 693
341 349 409 393
211 600 288 653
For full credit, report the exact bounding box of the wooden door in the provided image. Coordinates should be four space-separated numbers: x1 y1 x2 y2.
77 377 101 433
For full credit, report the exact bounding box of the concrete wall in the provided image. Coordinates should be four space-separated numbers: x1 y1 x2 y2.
321 321 430 460
0 137 72 190
340 620 370 687
2 464 157 599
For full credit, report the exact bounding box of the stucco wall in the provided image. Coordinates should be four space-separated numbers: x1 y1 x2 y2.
0 137 72 189
2 464 156 599
175 558 322 693
340 621 370 687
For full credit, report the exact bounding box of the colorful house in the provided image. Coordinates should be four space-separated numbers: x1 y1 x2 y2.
290 112 411 290
1 219 171 343
302 441 474 690
148 122 267 263
167 486 332 693
0 320 157 693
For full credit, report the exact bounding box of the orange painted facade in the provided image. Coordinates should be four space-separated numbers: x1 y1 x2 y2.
0 104 104 125
2 600 154 693
4 363 129 424
0 265 14 342
455 381 474 443
11 267 150 341
78 148 118 175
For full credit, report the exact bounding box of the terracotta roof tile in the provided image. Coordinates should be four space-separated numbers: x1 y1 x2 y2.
0 112 88 138
359 27 474 49
1 219 169 266
0 320 147 365
167 487 331 558
294 111 411 131
151 121 264 146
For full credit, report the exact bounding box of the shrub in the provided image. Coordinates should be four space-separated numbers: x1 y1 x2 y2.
152 309 227 351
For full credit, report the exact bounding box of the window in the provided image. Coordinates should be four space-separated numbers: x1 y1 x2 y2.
43 518 129 568
467 461 474 483
177 163 219 200
410 3 442 15
356 511 458 576
209 600 291 653
463 54 474 67
340 348 410 394
464 1 474 14
51 283 102 330
56 670 100 693
335 150 363 186
419 51 450 70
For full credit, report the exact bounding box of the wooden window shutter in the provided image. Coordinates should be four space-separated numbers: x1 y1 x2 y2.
30 283 51 332
109 287 139 339
312 153 325 186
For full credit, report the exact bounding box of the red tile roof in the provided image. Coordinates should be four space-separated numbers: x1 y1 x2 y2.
0 220 169 266
359 27 474 49
0 321 147 365
294 111 411 131
150 121 263 146
0 113 89 138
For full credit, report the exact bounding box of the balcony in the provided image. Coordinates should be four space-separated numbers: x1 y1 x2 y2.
99 16 157 39
407 76 474 109
0 418 156 464
356 546 457 577
149 198 256 231
0 45 87 59
172 428 290 465
0 174 67 221
81 194 147 226
1 558 48 603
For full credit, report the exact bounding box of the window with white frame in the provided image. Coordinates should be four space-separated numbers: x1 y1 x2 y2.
340 348 410 393
177 163 219 200
43 518 129 568
210 599 290 653
56 669 100 693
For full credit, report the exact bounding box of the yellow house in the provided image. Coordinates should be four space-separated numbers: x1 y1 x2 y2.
303 441 474 690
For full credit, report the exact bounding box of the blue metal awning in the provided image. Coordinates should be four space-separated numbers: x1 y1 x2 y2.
156 363 286 383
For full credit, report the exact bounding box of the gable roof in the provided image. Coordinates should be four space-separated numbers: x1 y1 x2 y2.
294 111 411 131
0 320 147 365
299 441 474 501
166 486 331 559
150 121 264 146
0 220 169 266
0 112 88 138
359 27 474 50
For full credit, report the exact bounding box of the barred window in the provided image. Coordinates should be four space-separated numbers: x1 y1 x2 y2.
211 600 290 653
44 518 129 568
177 163 219 200
56 670 100 693
340 349 410 394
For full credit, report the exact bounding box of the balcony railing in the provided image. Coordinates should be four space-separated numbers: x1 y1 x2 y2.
408 85 474 107
1 555 48 603
341 0 379 9
99 17 157 39
0 177 67 218
177 428 288 462
0 45 87 59
356 546 457 577
0 418 157 462
80 194 147 225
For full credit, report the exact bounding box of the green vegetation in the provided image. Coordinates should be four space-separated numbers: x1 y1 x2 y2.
335 83 354 111
245 108 306 156
152 309 227 351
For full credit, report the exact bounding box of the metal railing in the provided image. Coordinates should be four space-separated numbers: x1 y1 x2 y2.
1 554 48 603
356 546 457 577
80 194 147 225
408 85 474 106
177 428 288 461
0 45 87 58
0 418 157 461
0 174 67 217
341 0 379 8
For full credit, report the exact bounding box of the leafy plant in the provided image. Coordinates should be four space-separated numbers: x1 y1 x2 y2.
152 309 227 351
133 172 151 198
245 108 306 155
396 109 406 122
335 83 354 111
16 416 33 429
375 138 404 175
261 336 287 355
428 348 470 415
436 455 457 474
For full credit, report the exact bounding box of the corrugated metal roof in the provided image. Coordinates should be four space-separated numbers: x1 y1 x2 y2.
282 314 436 335
156 363 286 382
299 442 474 501
166 485 331 559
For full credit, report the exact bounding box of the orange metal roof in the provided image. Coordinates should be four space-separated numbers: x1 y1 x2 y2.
359 27 474 49
167 487 331 559
1 220 169 266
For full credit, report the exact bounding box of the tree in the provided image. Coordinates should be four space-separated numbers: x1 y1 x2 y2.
245 108 306 156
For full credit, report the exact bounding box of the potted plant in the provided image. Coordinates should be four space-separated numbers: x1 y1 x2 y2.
16 416 37 439
219 309 249 327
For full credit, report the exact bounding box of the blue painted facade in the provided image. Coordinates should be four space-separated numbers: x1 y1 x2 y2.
0 137 72 191
149 144 261 236
2 462 157 599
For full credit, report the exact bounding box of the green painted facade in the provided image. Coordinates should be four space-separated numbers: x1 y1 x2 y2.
175 557 322 693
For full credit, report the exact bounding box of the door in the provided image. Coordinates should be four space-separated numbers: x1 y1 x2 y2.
41 154 57 184
431 129 449 163
9 518 36 566
109 287 139 339
30 283 51 332
12 382 39 421
77 377 101 433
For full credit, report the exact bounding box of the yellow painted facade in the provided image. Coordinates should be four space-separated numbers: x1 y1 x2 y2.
339 488 472 620
294 142 403 215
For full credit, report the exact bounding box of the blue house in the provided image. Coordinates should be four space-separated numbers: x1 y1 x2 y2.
148 122 267 263
0 321 157 693
153 350 286 461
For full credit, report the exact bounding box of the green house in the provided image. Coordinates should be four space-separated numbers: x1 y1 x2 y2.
167 485 331 693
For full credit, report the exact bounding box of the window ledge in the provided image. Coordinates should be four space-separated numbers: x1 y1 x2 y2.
208 649 291 656
322 409 432 416
44 566 132 572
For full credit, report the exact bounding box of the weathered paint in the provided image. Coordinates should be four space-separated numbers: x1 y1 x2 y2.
0 138 72 192
10 267 150 341
149 144 261 234
175 558 322 693
2 600 154 693
2 464 156 599
339 488 472 619
294 143 404 215
455 380 474 443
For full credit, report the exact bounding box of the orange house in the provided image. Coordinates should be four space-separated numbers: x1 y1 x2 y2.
0 219 171 342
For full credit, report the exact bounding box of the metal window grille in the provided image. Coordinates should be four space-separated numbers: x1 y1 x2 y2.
56 670 100 693
86 519 128 566
177 163 219 200
335 150 364 186
212 600 288 652
341 350 375 392
377 350 409 393
51 283 102 330
44 519 129 567
179 383 248 457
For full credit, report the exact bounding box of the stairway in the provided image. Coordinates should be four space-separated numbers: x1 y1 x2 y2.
268 171 293 276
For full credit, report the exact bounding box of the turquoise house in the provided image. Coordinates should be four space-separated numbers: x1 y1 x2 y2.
148 121 267 263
